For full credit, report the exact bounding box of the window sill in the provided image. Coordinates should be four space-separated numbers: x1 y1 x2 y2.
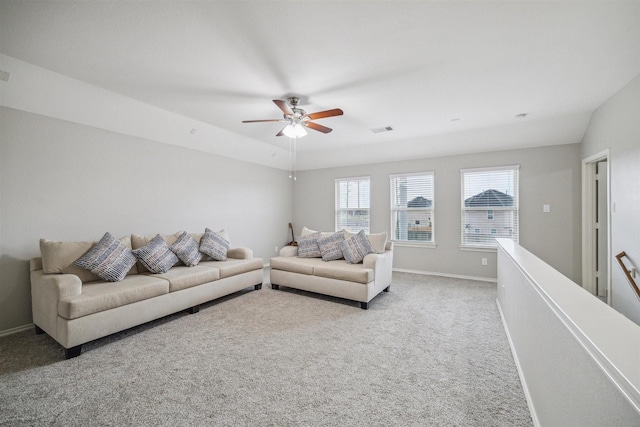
459 245 497 253
392 241 437 249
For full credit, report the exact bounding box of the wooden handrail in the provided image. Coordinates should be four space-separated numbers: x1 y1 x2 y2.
615 251 640 300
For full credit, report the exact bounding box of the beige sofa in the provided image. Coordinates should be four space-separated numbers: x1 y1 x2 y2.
270 230 394 309
30 231 264 359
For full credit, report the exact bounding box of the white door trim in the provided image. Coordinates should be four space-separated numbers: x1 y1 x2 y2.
581 149 611 303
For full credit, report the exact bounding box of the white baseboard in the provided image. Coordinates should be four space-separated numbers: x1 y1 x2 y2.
0 323 34 337
393 268 497 283
496 298 540 427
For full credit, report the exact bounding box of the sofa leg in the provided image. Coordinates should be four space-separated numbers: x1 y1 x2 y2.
65 345 81 359
384 285 390 292
272 284 279 290
360 302 369 310
35 325 44 335
254 283 262 290
188 305 200 314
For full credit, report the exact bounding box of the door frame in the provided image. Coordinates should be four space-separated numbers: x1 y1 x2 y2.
582 149 611 303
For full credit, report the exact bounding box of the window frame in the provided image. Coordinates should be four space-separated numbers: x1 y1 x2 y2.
335 176 370 234
460 165 519 250
389 171 436 247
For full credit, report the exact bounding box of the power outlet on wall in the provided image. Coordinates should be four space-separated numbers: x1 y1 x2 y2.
481 258 488 266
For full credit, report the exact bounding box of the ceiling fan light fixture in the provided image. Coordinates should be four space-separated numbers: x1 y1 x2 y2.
283 123 307 138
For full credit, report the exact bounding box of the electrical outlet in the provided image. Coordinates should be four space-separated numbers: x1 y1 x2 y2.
482 258 488 266
275 246 279 253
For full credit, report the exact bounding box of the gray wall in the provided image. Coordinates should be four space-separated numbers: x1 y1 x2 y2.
293 143 582 282
0 107 293 332
582 74 640 325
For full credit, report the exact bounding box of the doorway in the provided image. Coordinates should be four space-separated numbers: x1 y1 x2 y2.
582 150 611 304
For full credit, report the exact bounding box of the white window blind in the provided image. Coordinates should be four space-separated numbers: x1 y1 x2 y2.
461 166 519 248
335 177 370 233
390 172 434 243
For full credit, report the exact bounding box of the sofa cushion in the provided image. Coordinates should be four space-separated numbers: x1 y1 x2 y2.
170 231 202 267
153 265 220 292
296 232 322 258
200 228 230 261
313 261 373 284
340 230 375 264
270 256 323 275
40 236 138 283
317 231 345 261
74 232 138 282
58 274 170 320
200 258 264 279
132 234 179 274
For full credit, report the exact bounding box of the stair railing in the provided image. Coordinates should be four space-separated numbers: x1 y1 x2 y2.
615 251 640 300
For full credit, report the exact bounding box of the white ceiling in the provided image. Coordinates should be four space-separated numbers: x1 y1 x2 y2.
1 1 639 170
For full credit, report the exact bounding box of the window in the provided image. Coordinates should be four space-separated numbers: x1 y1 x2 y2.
461 166 519 248
335 177 370 233
390 172 434 244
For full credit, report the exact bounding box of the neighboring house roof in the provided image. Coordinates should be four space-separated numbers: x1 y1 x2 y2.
465 189 513 207
408 196 432 207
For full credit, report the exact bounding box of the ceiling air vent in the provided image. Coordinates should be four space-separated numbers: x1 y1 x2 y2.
370 126 394 134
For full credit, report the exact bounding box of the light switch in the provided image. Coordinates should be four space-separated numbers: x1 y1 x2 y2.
543 204 550 213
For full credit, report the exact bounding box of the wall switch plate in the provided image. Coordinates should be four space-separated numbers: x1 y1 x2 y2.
482 258 488 266
543 204 550 213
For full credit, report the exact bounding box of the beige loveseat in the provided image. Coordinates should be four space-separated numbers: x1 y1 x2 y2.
270 229 393 309
30 231 263 359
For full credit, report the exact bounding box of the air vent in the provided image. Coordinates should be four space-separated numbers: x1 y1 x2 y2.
370 126 394 134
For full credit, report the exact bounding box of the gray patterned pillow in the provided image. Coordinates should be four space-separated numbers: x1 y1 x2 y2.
199 228 230 261
317 231 345 261
296 232 322 258
132 234 179 274
75 232 137 282
170 231 202 267
339 230 375 264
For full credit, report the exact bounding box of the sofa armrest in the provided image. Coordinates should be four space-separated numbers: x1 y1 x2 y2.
363 249 394 291
227 247 253 259
279 246 298 257
31 270 83 338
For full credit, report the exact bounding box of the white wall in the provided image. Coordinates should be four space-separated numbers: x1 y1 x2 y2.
581 74 640 325
293 143 582 282
0 107 293 332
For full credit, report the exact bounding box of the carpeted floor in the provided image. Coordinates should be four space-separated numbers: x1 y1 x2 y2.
0 271 532 426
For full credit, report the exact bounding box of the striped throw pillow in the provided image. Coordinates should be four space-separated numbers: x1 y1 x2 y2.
132 234 179 274
75 232 137 282
170 231 202 267
339 230 375 264
199 228 230 261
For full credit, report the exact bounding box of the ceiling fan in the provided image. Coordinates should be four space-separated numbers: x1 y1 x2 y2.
242 97 343 137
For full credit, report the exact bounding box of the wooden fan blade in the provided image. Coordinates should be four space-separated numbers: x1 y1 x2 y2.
276 125 287 137
273 99 294 115
304 121 333 134
305 108 344 120
242 119 281 123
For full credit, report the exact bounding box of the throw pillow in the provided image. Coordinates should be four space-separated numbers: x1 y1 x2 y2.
317 231 345 261
343 231 388 254
74 232 138 282
296 232 322 258
339 230 375 264
170 231 202 267
199 228 230 261
132 234 179 274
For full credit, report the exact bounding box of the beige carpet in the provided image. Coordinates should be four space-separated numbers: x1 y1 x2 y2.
0 271 532 426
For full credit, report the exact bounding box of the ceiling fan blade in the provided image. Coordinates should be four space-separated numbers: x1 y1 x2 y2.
304 121 333 134
273 99 294 115
242 119 282 123
276 125 288 137
305 108 344 120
